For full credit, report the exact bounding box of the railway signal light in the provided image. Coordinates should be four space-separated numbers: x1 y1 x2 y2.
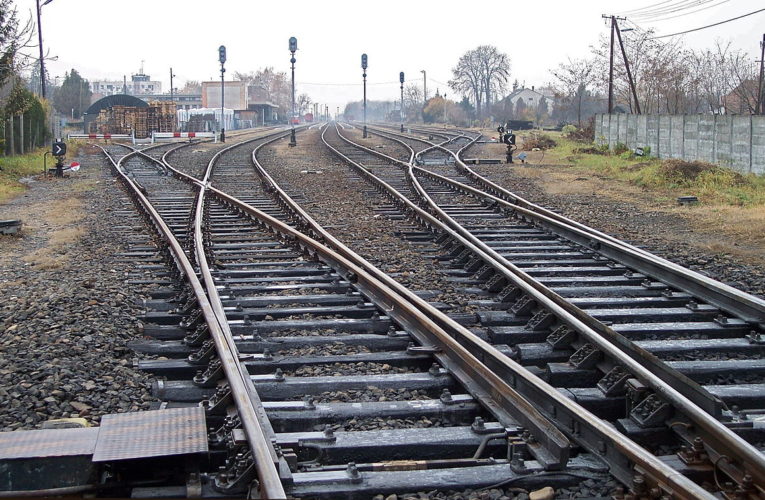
400 71 404 84
289 37 298 146
218 45 226 64
362 54 368 137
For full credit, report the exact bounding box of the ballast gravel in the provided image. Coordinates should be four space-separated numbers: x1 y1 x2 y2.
0 150 157 430
473 162 765 299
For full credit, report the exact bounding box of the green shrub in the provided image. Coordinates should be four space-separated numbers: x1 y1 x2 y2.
613 142 629 155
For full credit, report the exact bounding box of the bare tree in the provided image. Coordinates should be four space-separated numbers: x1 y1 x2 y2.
692 41 758 114
296 93 311 115
475 45 510 116
178 80 201 94
449 45 511 120
235 67 292 117
403 83 423 121
449 49 483 117
551 57 597 125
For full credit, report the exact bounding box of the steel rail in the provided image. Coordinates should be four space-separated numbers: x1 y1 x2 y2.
322 123 715 498
152 127 571 471
161 129 304 499
358 124 765 492
103 137 289 499
362 125 734 415
423 127 765 325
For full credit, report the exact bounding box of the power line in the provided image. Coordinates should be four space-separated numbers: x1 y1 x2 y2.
630 0 715 19
652 7 765 38
296 80 398 86
619 0 677 16
638 0 729 22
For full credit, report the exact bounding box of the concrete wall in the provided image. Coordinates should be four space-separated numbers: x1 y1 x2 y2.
595 114 765 175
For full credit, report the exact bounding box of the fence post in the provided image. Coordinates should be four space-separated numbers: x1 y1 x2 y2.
9 115 15 156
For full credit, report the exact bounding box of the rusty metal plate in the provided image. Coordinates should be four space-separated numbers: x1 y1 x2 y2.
0 427 99 459
92 407 207 462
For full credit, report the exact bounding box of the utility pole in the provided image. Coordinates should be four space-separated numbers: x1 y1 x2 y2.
604 15 615 113
36 0 50 99
614 18 641 114
603 15 640 114
362 53 368 138
757 33 764 115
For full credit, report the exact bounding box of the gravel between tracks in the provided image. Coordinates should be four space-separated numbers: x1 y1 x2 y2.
257 128 483 313
0 149 156 430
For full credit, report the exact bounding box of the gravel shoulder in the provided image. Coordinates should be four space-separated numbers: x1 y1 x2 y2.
0 147 156 430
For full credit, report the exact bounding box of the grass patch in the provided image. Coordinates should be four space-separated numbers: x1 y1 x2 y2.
0 149 48 202
534 132 765 207
0 141 86 203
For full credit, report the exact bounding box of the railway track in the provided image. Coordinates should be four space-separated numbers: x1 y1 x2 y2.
4 121 762 498
320 122 765 499
91 129 589 498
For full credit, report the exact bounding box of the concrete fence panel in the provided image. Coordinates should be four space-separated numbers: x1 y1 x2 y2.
618 114 629 145
752 116 765 175
594 113 764 175
714 115 732 167
636 115 648 149
683 116 699 160
658 115 671 158
697 116 715 163
731 116 752 173
626 115 638 149
669 115 684 159
646 115 659 155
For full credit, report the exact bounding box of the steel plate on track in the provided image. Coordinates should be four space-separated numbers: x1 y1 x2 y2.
92 407 207 462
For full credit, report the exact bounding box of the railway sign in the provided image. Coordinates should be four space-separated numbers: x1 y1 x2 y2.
400 71 404 84
218 45 226 64
361 53 368 70
289 37 297 53
52 141 66 156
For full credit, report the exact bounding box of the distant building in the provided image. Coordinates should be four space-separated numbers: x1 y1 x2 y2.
90 72 162 97
139 93 202 110
505 86 555 112
200 81 278 126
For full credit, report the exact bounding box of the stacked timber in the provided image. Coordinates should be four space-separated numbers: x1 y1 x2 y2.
90 102 178 138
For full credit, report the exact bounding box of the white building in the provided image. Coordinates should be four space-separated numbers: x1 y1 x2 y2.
505 86 555 112
90 72 162 96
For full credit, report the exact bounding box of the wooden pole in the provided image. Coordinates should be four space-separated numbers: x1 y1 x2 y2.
614 17 642 114
608 17 615 114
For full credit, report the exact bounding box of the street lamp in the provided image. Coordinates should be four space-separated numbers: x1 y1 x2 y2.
399 71 405 132
443 93 447 126
218 45 226 142
289 36 297 147
36 0 53 99
420 69 427 104
169 67 176 103
362 53 368 138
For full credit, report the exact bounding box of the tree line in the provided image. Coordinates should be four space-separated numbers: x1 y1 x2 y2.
1 0 50 155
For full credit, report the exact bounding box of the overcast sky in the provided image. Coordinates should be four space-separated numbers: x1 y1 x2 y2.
15 0 765 112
